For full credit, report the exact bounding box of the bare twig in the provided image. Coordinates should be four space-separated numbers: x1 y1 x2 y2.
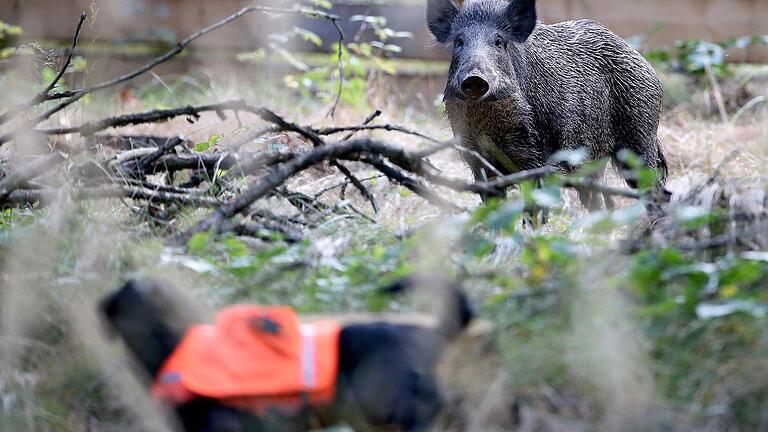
3 185 223 209
176 138 463 244
33 100 252 137
314 174 385 199
326 18 345 118
562 177 642 200
333 162 379 213
485 167 559 189
0 12 87 126
86 135 192 151
41 12 88 98
220 220 303 244
317 124 441 144
360 155 462 211
328 110 385 212
339 110 382 142
0 6 340 146
120 136 184 178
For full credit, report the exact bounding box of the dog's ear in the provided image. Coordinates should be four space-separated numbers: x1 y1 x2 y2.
380 276 474 340
99 279 187 377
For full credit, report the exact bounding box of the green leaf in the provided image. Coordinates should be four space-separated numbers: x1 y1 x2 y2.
307 0 333 9
193 135 221 153
293 27 323 47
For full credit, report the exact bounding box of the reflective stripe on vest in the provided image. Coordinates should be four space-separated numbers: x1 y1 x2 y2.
300 324 316 390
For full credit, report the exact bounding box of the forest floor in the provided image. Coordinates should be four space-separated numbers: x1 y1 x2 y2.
1 63 768 432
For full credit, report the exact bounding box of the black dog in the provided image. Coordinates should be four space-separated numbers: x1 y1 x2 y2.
100 277 473 432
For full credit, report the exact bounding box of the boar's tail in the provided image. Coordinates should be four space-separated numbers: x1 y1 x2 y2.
381 276 474 340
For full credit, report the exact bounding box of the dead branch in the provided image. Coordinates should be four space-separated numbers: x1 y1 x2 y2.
176 138 456 243
359 155 462 211
0 153 66 202
327 17 345 118
0 12 86 126
0 5 341 146
332 162 379 213
120 136 184 178
317 124 441 144
34 101 252 137
340 110 382 142
86 135 193 151
314 174 385 200
328 110 384 212
3 185 222 209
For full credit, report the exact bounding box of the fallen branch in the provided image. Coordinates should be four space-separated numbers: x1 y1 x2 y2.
120 136 184 178
86 135 193 151
314 174 385 200
176 138 459 243
317 124 441 144
359 155 461 211
34 100 252 137
0 153 66 202
3 185 223 209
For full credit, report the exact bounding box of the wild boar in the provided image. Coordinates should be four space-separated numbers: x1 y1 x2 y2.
427 0 668 210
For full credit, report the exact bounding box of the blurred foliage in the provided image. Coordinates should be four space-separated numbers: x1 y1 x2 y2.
644 36 768 76
0 20 22 41
238 2 413 112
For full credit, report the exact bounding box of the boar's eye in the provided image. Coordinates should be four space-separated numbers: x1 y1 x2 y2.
494 35 505 49
454 37 464 48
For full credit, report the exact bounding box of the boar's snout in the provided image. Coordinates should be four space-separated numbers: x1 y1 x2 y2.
460 75 490 99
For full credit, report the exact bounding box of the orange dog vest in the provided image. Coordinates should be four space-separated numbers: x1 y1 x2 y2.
153 305 341 416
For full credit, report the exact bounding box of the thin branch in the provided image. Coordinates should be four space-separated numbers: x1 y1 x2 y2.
340 110 382 142
562 177 642 200
360 155 461 211
220 220 303 244
176 138 462 243
42 12 87 97
317 124 441 144
333 162 379 213
326 17 345 118
0 12 86 126
120 136 184 178
485 167 559 189
255 107 325 147
3 185 223 209
314 174 385 199
44 6 338 103
32 100 252 137
0 6 339 146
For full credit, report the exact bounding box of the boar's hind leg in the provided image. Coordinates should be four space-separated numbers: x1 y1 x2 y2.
614 136 672 220
575 159 609 212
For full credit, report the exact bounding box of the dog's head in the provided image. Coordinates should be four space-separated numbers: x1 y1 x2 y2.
100 279 192 378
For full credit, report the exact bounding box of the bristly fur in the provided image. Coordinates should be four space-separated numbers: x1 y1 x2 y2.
427 0 668 210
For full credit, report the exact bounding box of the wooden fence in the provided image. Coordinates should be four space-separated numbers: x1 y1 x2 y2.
1 0 767 62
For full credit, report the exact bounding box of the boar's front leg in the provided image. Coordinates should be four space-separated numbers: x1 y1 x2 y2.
461 150 504 204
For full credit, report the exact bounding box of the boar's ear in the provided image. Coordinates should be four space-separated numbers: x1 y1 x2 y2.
504 0 537 43
427 0 459 43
